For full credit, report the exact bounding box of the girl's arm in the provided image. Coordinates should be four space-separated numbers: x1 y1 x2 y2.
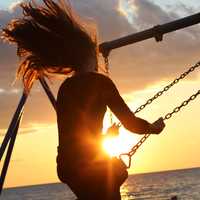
104 77 165 134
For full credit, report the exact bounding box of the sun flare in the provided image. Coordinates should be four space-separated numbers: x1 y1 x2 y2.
103 136 122 157
102 128 138 157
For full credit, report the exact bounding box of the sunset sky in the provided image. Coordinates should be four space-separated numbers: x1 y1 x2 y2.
1 0 200 188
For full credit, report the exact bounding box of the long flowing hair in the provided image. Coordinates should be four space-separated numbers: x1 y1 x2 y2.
1 0 98 91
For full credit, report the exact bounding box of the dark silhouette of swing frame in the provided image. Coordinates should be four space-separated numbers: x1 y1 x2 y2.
1 12 200 194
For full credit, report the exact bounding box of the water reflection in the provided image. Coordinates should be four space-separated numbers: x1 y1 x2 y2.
120 168 200 200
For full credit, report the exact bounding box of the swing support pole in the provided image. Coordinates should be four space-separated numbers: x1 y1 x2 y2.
99 12 200 55
0 78 57 194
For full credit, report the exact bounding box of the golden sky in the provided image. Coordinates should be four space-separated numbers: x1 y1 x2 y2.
1 0 200 188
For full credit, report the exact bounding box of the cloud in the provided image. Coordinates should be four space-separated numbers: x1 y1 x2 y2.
0 88 21 95
0 0 134 130
1 0 200 130
0 5 21 92
0 123 56 136
108 0 200 92
71 0 135 40
0 128 25 136
9 1 24 12
0 88 5 93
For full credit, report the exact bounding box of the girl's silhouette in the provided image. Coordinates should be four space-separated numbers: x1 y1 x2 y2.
2 0 165 199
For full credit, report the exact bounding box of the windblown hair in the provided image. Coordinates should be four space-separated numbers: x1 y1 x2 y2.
2 0 98 91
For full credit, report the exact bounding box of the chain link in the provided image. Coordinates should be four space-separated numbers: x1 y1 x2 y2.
120 134 150 168
104 56 109 75
163 89 200 120
104 56 114 125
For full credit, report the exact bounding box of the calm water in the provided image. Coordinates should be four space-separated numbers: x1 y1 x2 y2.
1 167 200 200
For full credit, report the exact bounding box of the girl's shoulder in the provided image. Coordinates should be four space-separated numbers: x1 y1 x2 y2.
71 72 112 83
89 72 113 82
59 72 114 91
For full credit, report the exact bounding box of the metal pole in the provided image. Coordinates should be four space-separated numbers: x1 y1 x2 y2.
39 78 57 111
0 91 28 161
99 12 200 54
0 79 55 194
0 115 22 194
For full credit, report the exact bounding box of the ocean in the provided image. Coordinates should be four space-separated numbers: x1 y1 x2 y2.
1 167 200 200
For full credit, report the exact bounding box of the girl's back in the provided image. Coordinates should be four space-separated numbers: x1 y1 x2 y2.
57 72 111 159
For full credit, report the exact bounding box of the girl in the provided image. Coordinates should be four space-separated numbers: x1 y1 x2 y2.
2 0 165 199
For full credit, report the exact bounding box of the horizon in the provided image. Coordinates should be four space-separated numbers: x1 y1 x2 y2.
4 166 200 189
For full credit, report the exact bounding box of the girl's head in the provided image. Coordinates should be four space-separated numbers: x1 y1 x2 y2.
2 0 99 91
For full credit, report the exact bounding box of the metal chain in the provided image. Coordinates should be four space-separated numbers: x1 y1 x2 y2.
121 61 200 167
104 56 114 125
104 56 110 75
163 89 200 120
135 61 200 114
120 134 151 168
103 55 200 168
122 89 200 168
118 60 200 127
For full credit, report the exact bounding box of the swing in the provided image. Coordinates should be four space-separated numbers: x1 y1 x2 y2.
103 55 200 169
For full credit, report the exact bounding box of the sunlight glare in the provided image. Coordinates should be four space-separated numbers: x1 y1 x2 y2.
102 127 138 157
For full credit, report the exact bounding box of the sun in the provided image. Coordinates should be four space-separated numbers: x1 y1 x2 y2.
102 110 139 157
103 136 123 157
102 127 138 157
